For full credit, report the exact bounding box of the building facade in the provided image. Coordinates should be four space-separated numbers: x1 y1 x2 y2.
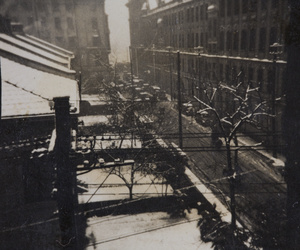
128 0 287 150
0 0 111 85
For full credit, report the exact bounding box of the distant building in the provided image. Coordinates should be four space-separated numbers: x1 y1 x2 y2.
127 0 287 149
0 0 111 87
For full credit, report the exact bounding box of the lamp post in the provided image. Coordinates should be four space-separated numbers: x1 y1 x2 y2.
177 51 183 148
152 44 156 84
166 46 173 100
269 42 283 158
194 46 204 103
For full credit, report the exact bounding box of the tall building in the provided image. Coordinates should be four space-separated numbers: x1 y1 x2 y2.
127 0 287 150
0 0 111 86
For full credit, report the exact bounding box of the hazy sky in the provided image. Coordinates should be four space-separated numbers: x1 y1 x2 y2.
106 1 130 63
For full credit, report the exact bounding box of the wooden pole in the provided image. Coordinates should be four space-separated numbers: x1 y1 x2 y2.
54 96 76 248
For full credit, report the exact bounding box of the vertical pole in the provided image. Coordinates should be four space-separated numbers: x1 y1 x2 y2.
135 48 139 78
177 51 183 148
0 57 2 119
129 46 134 86
285 1 300 248
54 97 76 248
169 49 173 100
272 55 277 158
153 44 156 84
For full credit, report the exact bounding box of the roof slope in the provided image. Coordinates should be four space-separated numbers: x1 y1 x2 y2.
1 57 79 118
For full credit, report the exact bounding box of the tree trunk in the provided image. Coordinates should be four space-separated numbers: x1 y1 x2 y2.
226 142 236 230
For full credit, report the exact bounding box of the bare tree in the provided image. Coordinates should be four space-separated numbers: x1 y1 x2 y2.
194 74 273 230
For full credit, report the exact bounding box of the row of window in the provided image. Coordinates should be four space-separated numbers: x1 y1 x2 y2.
220 0 279 17
164 26 278 55
28 17 99 31
53 35 101 48
162 4 208 26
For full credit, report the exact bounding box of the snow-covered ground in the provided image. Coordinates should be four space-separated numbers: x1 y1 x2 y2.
77 167 213 249
77 167 173 203
85 209 212 250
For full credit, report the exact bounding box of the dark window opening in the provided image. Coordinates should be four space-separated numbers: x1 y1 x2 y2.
227 0 232 17
259 27 266 52
55 18 61 30
234 0 240 15
249 28 256 51
233 31 238 51
241 30 247 50
227 31 232 51
220 0 225 17
220 31 225 51
242 0 248 14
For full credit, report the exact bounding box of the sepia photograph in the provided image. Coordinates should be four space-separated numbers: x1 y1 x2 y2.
0 0 300 249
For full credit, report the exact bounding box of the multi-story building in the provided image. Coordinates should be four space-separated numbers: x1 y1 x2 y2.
127 0 287 151
0 0 111 85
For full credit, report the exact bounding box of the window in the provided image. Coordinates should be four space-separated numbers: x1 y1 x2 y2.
219 31 224 51
200 5 204 20
191 8 194 22
272 0 279 8
67 18 74 30
242 0 248 14
65 0 72 11
52 0 59 11
69 36 77 48
220 0 225 17
21 1 32 10
233 31 238 51
227 0 232 17
259 27 266 52
234 0 240 15
226 31 232 51
248 67 254 82
257 68 264 88
200 32 204 46
92 36 100 47
55 18 61 30
226 64 230 81
92 18 98 29
56 36 63 45
213 19 217 37
261 0 267 10
186 9 190 23
249 0 258 12
219 63 224 80
249 28 256 51
196 6 199 21
195 33 199 46
27 16 33 25
241 30 247 50
269 27 278 46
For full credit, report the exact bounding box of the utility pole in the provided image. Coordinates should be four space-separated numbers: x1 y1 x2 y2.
177 51 183 148
285 1 300 248
54 97 76 248
269 42 282 158
153 44 156 84
167 46 173 100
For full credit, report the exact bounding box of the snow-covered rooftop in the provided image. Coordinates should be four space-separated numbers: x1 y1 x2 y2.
0 34 70 67
1 57 79 118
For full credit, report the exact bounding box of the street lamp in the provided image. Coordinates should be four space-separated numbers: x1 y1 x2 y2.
177 51 183 148
152 44 156 84
194 46 204 102
269 42 283 158
166 46 173 100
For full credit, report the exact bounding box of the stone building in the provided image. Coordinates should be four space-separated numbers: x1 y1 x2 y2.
127 0 287 151
0 0 111 85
